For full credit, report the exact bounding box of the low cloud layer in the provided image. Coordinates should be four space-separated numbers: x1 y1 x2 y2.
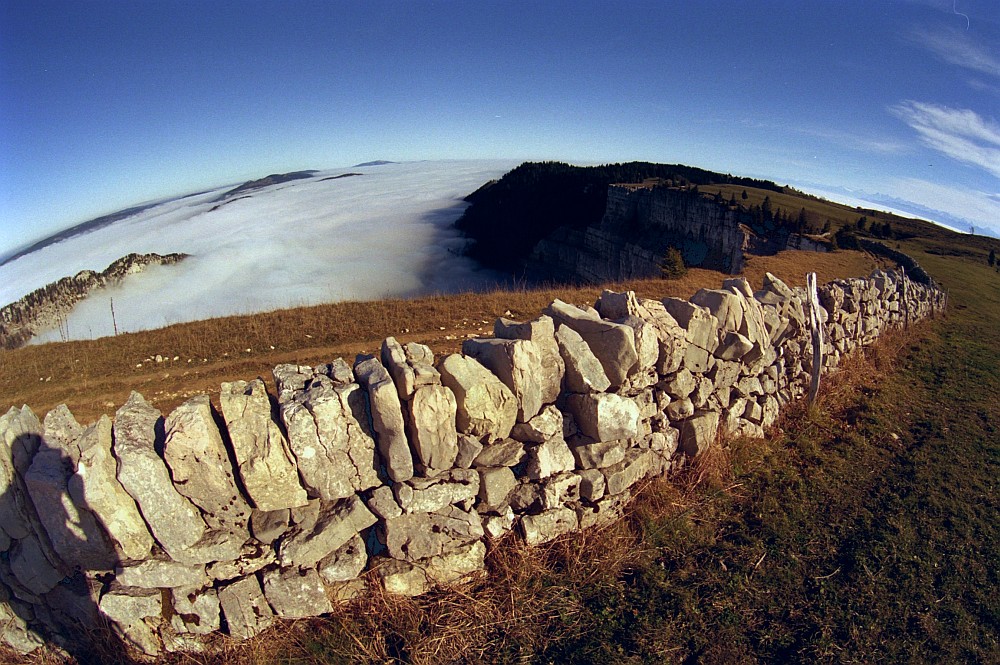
0 160 516 342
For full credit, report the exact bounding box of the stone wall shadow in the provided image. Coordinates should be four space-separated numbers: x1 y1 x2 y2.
1 432 132 664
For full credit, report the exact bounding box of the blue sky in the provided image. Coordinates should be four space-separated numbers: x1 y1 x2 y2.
2 0 998 255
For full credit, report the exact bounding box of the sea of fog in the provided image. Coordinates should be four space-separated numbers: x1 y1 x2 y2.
0 160 518 343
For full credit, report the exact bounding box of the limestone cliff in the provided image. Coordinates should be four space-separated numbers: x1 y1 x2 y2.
0 252 188 349
527 184 752 283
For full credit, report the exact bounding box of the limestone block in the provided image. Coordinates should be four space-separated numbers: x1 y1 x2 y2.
473 438 525 467
715 331 754 361
438 354 517 441
510 404 564 444
425 540 486 585
318 532 368 583
565 393 640 442
662 368 696 399
691 289 745 335
163 395 251 535
376 557 429 597
524 436 576 480
382 506 484 562
69 416 153 561
680 411 720 457
662 298 720 356
353 357 414 482
205 543 275 582
463 337 546 421
219 380 309 511
666 397 695 421
171 587 220 635
577 469 606 501
250 508 289 544
553 324 612 393
520 507 578 546
365 486 402 520
116 557 207 589
544 299 638 388
218 575 273 641
508 482 542 513
541 472 581 509
483 507 516 539
262 566 334 618
41 404 83 464
113 392 208 560
25 434 115 571
278 375 381 501
0 406 43 542
394 469 479 513
569 439 626 469
454 434 484 469
577 490 631 530
477 466 517 509
408 384 460 472
381 337 440 400
99 586 163 656
603 449 658 496
9 536 62 595
494 315 565 405
278 495 377 568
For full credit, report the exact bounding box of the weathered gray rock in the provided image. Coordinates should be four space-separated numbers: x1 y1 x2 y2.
8 536 62 595
510 404 563 443
454 434 484 469
472 438 525 467
366 486 402 520
99 586 163 656
483 506 517 539
553 324 612 393
540 472 581 509
42 404 83 464
219 380 309 511
163 395 251 535
569 439 626 469
408 384 460 473
113 392 208 560
577 469 606 501
395 469 479 513
424 540 486 585
205 542 275 582
662 368 696 399
249 508 289 544
662 298 721 370
680 411 720 457
438 353 518 442
376 557 429 597
354 356 414 482
494 315 565 405
116 557 207 589
577 490 631 530
715 331 754 361
524 436 575 480
520 507 578 546
463 337 547 421
666 397 695 420
0 594 44 653
477 466 517 510
565 393 640 442
381 337 440 400
170 587 220 635
0 406 43 542
278 495 377 568
544 299 638 388
69 416 153 561
262 566 334 618
318 532 368 583
383 506 484 562
278 375 380 501
218 575 273 641
25 429 116 571
603 449 659 496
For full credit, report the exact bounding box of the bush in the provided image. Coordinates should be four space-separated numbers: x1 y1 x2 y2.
660 247 687 279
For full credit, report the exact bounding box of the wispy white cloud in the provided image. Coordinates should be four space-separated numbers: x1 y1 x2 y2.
910 27 1000 80
888 177 1000 233
795 126 911 155
891 101 1000 178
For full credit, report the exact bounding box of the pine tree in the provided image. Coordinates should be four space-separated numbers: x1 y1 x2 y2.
989 248 996 267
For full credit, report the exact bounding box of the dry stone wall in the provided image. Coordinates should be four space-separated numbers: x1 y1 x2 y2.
0 269 945 657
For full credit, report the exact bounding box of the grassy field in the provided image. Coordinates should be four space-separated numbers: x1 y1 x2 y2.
3 226 999 664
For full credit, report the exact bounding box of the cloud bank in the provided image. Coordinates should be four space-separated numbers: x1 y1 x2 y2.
0 160 516 343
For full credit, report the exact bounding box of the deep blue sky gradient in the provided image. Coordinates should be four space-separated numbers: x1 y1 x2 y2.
2 0 998 254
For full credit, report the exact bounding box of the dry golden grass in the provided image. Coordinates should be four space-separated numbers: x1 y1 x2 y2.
0 249 885 425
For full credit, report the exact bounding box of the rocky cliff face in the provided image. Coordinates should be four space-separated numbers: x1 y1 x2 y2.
527 185 751 283
0 253 188 349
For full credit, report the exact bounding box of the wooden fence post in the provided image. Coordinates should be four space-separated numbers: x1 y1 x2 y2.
807 272 824 405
